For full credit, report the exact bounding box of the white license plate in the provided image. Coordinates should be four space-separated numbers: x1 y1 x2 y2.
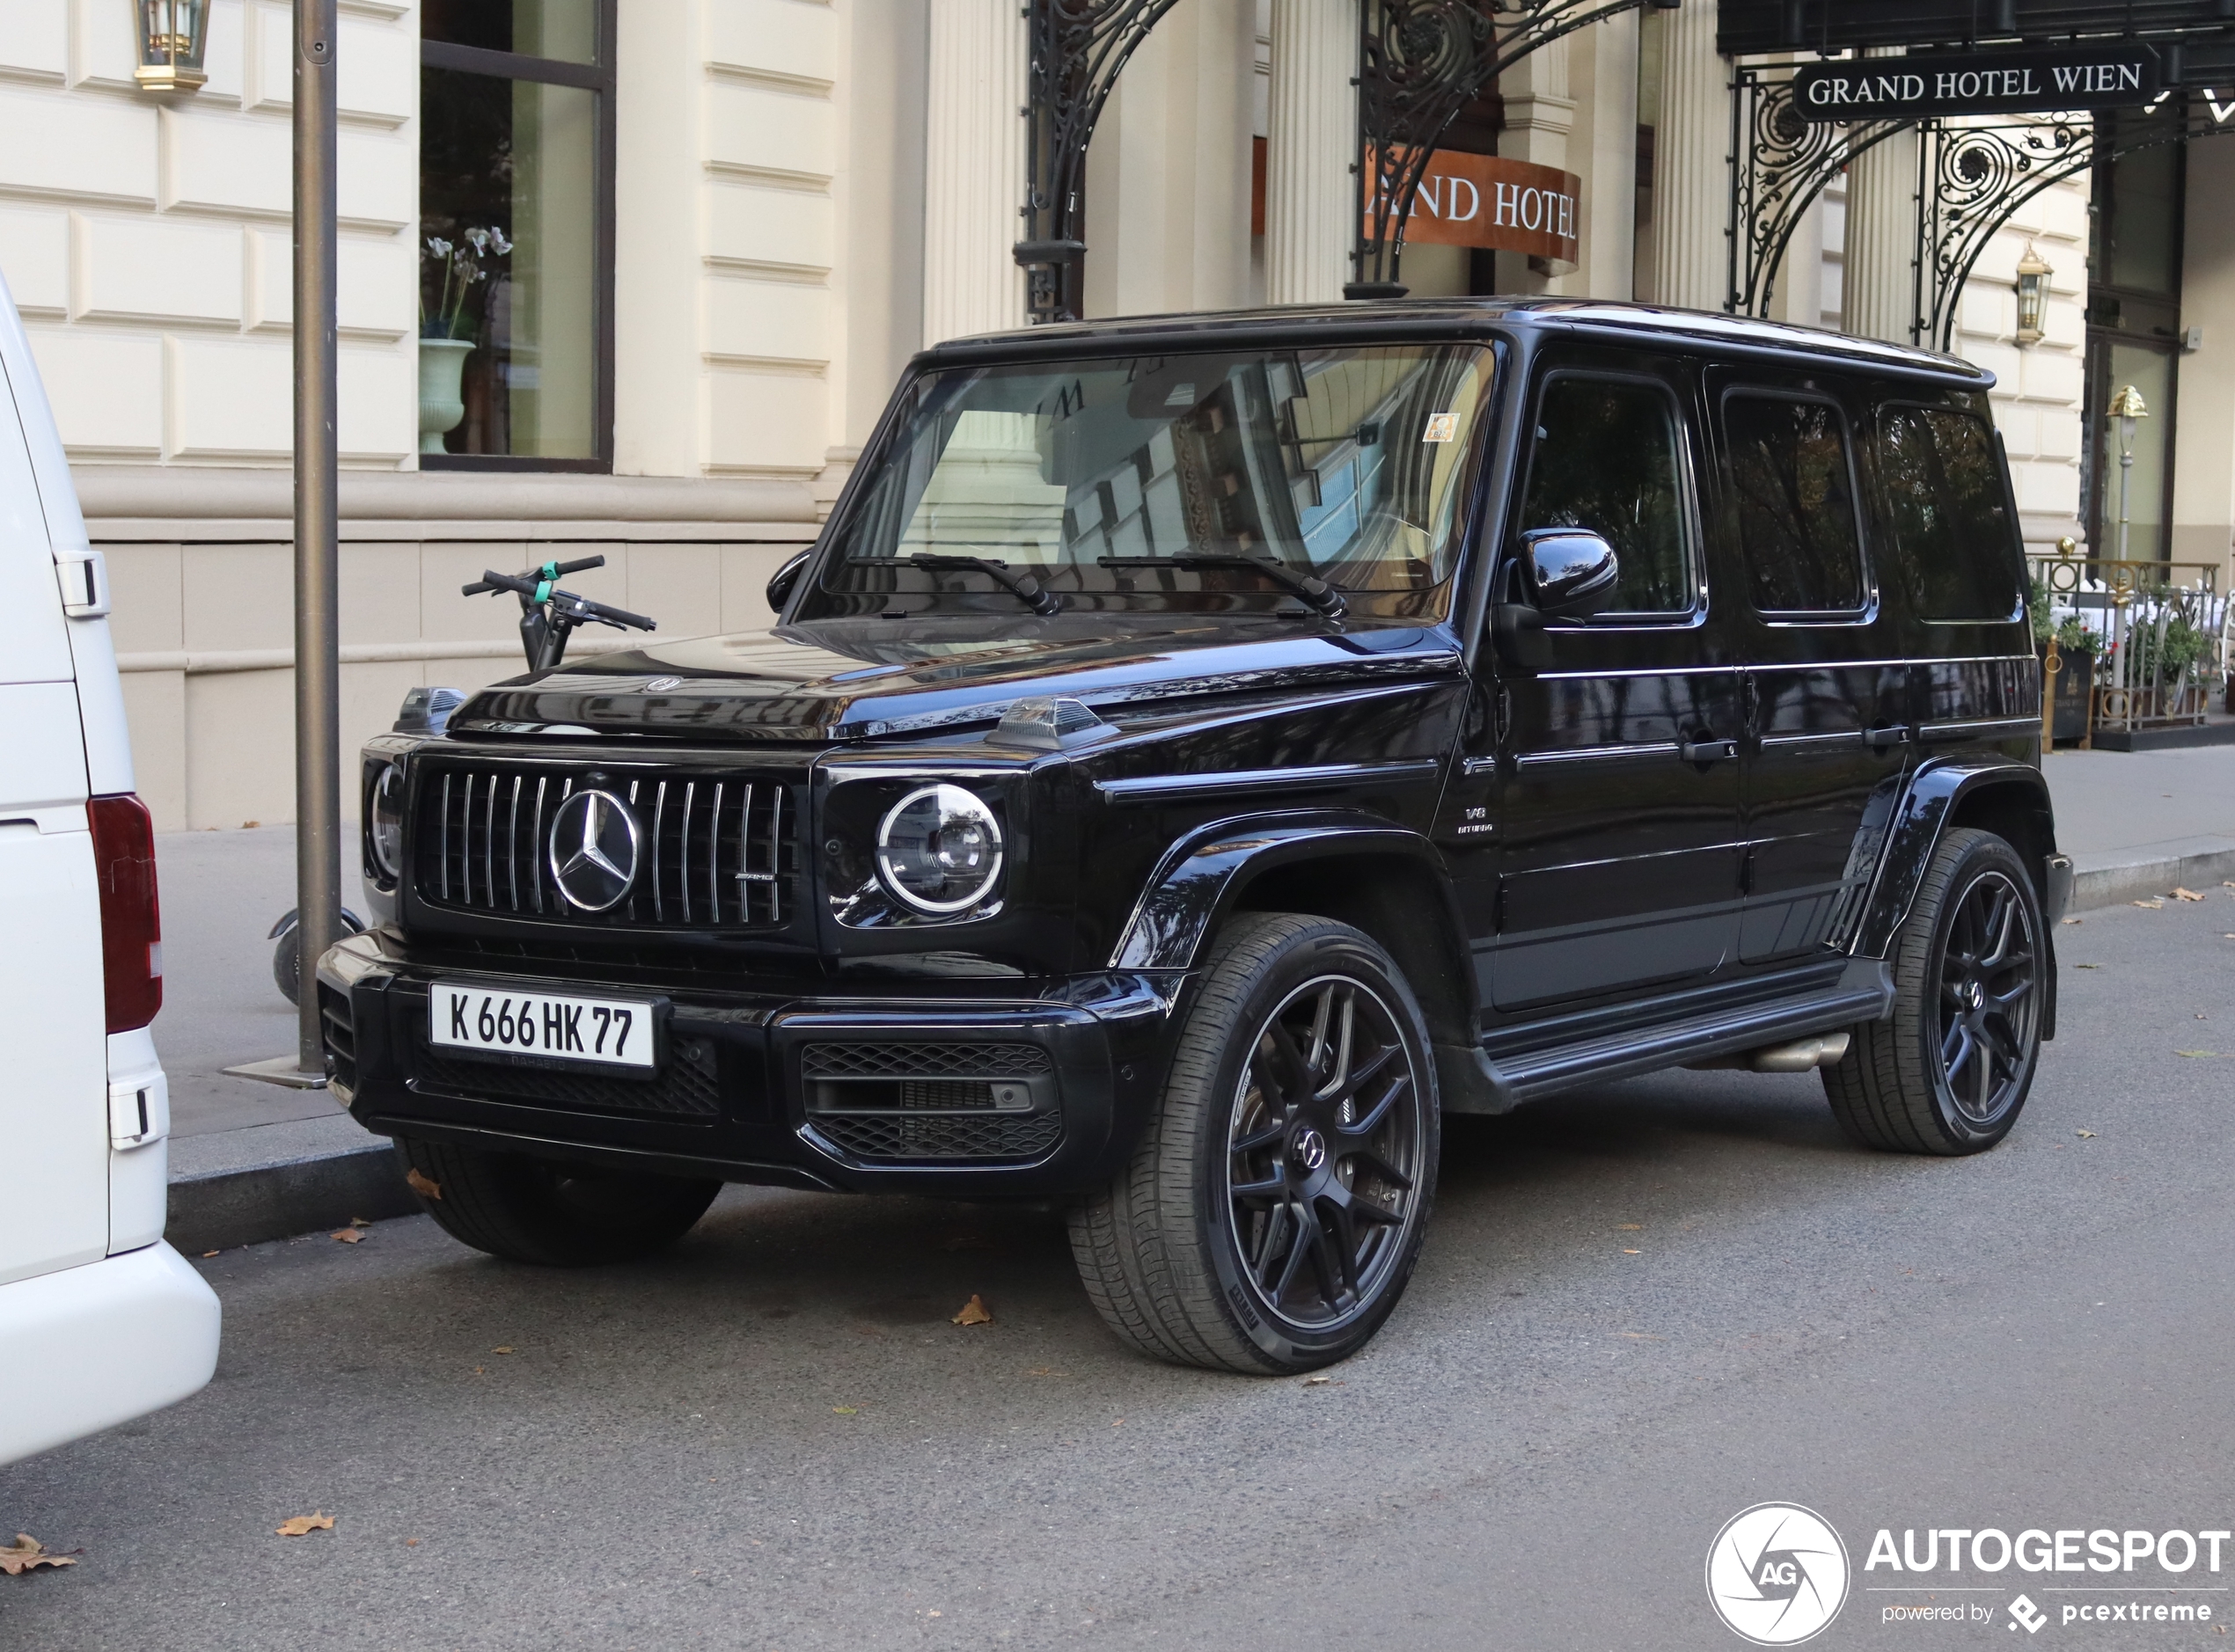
429 983 657 1070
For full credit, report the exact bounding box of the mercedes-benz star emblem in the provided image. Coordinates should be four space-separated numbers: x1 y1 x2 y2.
548 789 641 912
1292 1128 1328 1173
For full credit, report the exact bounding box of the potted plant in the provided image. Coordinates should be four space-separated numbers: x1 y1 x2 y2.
419 227 509 455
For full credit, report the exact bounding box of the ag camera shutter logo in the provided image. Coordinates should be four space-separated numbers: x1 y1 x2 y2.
1706 1502 1851 1644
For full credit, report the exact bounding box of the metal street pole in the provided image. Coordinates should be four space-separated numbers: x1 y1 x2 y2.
291 0 341 1076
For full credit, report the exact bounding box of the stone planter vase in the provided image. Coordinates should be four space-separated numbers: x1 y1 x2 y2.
418 336 473 455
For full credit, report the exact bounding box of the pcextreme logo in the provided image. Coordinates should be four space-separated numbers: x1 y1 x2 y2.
1707 1502 1852 1645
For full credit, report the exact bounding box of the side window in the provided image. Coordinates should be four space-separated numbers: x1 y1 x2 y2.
1518 375 1692 615
1722 393 1867 614
1875 406 2021 621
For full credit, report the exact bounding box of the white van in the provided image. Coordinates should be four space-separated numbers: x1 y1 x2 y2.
0 272 219 1466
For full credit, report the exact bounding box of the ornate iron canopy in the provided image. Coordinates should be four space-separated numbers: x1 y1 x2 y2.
1728 67 2235 350
1352 0 1660 296
1015 0 1191 323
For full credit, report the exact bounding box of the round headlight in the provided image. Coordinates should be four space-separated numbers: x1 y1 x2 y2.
368 763 406 882
875 785 1003 914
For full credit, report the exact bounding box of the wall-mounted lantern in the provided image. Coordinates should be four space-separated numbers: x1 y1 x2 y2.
2014 242 2052 345
132 0 209 92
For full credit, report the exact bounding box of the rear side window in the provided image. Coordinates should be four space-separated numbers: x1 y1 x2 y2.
1875 406 2020 621
1519 375 1692 614
1722 393 1867 614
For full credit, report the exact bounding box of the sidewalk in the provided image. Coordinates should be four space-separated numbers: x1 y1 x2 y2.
156 749 2235 1251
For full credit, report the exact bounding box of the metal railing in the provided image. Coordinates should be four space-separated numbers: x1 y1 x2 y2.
2030 548 2231 743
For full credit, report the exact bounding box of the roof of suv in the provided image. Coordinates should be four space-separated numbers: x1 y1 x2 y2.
923 297 1994 389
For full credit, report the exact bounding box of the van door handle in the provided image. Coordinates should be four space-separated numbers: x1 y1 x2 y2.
1863 724 1911 750
1678 738 1739 763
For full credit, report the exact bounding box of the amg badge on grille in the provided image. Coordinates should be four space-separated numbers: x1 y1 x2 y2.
547 789 641 911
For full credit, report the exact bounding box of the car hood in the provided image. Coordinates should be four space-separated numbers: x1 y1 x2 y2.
448 617 1465 745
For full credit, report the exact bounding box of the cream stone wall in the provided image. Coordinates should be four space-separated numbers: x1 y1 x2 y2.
0 0 421 468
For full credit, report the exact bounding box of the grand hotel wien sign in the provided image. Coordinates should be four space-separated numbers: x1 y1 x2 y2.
1792 43 2162 120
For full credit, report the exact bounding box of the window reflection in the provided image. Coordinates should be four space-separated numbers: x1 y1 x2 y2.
1725 395 1867 613
1520 376 1691 614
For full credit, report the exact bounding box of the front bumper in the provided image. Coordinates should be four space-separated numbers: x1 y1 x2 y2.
316 933 1182 1197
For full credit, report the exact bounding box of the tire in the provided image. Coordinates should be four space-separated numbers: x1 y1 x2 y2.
1068 913 1440 1374
1823 827 2045 1155
394 1136 721 1266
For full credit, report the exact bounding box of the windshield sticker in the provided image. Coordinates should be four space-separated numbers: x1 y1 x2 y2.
1422 413 1458 442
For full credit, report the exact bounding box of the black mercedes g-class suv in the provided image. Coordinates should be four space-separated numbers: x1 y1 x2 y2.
321 299 2070 1374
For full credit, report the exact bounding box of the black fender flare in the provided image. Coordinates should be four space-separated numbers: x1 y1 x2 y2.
1852 759 2064 1017
1108 809 1459 973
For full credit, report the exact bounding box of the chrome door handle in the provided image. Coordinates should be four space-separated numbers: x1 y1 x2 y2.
1863 724 1912 750
1678 738 1739 763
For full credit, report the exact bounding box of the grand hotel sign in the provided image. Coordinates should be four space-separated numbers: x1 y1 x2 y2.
1365 150 1582 267
1792 43 2162 120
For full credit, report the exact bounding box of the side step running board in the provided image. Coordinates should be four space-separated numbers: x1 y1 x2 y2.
1447 961 1894 1114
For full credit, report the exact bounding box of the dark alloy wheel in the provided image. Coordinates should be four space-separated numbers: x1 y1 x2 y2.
1222 972 1427 1335
1825 827 2044 1155
1068 912 1439 1373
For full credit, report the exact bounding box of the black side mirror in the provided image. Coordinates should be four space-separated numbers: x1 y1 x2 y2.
766 549 811 617
1520 527 1621 620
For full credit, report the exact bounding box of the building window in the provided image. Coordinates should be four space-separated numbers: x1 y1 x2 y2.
420 0 615 471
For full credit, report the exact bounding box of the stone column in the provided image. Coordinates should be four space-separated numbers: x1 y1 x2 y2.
922 0 1028 343
1265 0 1356 303
1841 70 1919 344
1497 35 1577 294
1650 0 1727 312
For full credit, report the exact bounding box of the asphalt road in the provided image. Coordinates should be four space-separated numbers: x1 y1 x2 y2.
6 893 2234 1651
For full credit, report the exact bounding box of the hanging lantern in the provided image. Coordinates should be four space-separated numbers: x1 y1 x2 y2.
133 0 209 92
2013 243 2051 346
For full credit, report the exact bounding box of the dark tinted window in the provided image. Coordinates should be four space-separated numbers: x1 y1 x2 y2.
1723 394 1866 613
1519 376 1691 613
1876 407 2019 620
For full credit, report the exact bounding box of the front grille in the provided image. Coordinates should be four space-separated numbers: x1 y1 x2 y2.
319 983 357 1093
417 763 800 932
801 1042 1053 1079
411 1039 723 1119
812 1112 1062 1162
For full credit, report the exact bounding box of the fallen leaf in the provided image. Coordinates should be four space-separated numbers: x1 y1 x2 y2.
349 1217 370 1228
405 1538 419 1547
2173 888 2204 902
1622 1248 1642 1254
951 1294 993 1327
1025 1367 1067 1378
242 819 260 830
2131 899 2165 910
275 1513 334 1538
1618 1332 1664 1341
832 1406 859 1415
2061 917 2083 926
405 1167 442 1201
1111 1417 1124 1427
2077 1129 2098 1139
2074 963 2101 969
0 1534 76 1575
202 1250 219 1258
2175 1050 2224 1059
330 1228 363 1244
1302 1374 1332 1386
491 1346 514 1356
471 1366 484 1375
927 1610 942 1618
1616 1223 1644 1230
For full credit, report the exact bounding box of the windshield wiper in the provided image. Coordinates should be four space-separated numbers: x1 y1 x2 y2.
856 554 1064 617
1096 554 1347 619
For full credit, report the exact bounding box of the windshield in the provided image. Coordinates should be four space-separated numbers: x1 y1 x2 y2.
804 344 1498 620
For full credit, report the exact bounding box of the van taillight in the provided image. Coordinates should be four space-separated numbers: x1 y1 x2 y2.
89 793 162 1033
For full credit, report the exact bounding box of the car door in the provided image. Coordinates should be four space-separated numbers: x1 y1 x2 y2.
1709 372 1915 965
0 349 109 1289
1460 348 1747 1013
